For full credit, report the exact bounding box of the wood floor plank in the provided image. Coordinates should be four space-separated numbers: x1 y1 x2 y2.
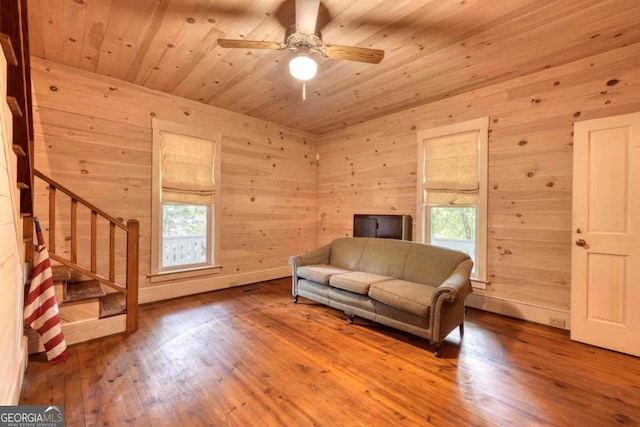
20 278 640 426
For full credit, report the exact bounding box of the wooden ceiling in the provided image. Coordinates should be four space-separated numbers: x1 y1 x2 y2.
27 0 640 135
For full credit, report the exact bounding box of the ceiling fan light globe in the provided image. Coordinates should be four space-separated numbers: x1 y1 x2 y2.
289 54 317 81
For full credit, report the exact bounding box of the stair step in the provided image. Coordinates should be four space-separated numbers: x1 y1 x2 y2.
100 293 126 318
65 280 106 302
59 299 100 323
51 265 71 282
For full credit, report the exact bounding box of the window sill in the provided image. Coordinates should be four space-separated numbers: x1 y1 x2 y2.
471 278 489 290
149 265 222 283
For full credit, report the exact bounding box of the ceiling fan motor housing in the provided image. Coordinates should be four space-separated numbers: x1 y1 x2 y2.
285 26 323 53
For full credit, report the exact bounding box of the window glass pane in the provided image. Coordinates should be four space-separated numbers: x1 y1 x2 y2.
162 204 208 268
430 206 476 268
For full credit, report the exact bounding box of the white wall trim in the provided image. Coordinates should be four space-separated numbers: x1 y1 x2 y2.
466 293 571 330
416 117 490 283
139 266 291 304
3 337 27 405
27 316 127 355
150 119 223 275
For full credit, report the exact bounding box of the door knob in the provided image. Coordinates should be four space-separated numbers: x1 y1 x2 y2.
575 239 587 247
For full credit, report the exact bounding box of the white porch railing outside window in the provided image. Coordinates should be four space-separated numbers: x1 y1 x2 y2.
162 235 207 267
431 237 475 261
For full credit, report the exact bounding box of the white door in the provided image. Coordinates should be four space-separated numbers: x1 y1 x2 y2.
571 112 640 357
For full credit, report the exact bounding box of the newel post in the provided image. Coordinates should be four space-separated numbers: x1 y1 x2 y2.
126 219 140 333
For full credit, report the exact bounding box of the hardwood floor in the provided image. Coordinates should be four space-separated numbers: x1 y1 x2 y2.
20 278 640 426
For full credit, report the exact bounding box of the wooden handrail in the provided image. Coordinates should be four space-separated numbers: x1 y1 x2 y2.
48 254 127 294
34 169 127 231
33 169 139 333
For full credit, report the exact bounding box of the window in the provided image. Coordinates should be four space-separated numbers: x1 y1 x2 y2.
162 204 208 268
417 118 488 286
151 120 221 277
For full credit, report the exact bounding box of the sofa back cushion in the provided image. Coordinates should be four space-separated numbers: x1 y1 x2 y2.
328 237 471 286
329 237 369 270
403 244 471 286
358 238 412 278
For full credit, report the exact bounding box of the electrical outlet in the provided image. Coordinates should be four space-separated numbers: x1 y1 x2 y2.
549 318 566 328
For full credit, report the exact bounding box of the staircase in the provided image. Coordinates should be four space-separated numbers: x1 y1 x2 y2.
0 0 137 357
52 265 127 323
26 171 139 354
27 263 133 355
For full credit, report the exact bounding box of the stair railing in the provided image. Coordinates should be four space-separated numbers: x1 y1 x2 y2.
33 169 139 333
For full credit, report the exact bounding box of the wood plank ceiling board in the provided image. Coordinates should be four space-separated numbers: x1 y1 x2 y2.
61 0 87 67
94 0 164 80
77 0 113 72
26 0 640 135
35 0 65 63
26 0 46 59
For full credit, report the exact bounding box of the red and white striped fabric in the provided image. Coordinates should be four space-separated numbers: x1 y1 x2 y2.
24 218 68 364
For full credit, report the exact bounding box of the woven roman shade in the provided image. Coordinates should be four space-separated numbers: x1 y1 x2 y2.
160 131 216 205
423 130 479 205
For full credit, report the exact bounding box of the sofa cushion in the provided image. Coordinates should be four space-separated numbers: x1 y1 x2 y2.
328 288 376 312
329 238 369 271
374 301 430 330
368 279 436 317
358 238 412 278
297 264 352 285
297 279 331 300
329 271 393 295
403 244 471 286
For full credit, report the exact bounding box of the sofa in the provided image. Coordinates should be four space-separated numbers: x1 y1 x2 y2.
289 237 473 357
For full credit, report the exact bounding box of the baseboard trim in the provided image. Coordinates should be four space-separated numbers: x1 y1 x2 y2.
466 293 571 330
3 336 28 405
27 315 127 354
139 266 291 304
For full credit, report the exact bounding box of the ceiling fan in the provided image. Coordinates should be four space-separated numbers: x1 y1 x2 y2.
217 0 385 83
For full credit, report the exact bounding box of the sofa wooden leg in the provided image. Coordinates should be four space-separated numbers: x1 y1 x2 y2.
346 314 355 324
459 323 464 337
293 295 298 303
434 343 442 358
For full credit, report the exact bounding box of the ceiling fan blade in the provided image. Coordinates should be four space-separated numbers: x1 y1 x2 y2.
217 39 285 50
322 45 385 64
296 0 320 34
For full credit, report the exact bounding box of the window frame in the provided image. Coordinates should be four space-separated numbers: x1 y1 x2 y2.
416 117 489 287
150 119 222 279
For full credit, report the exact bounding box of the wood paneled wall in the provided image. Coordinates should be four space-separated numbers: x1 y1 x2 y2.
30 40 640 325
30 57 318 302
316 42 640 322
0 49 27 405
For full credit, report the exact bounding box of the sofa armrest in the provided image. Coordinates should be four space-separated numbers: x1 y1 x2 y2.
289 243 332 299
432 259 474 301
289 243 331 269
429 258 474 345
